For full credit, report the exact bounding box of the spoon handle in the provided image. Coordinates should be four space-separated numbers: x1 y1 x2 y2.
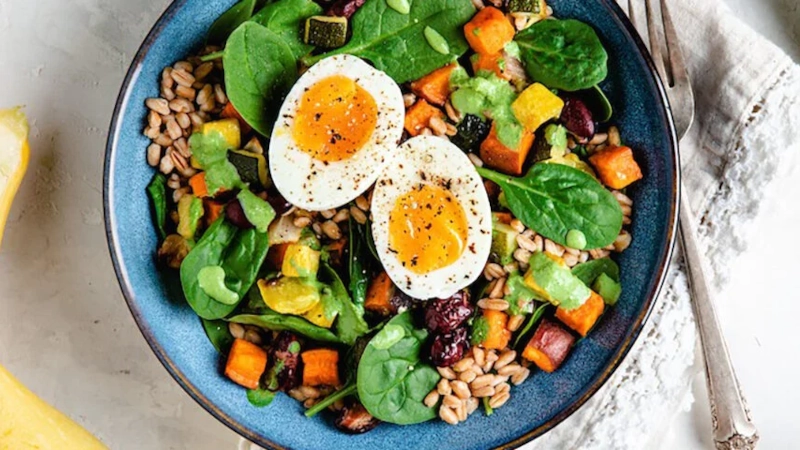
678 188 759 449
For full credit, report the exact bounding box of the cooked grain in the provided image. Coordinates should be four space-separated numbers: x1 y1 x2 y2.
444 100 462 122
458 369 477 384
298 385 321 400
483 262 504 280
146 98 171 116
350 205 367 224
171 69 196 88
589 248 611 259
173 137 190 158
513 248 532 264
228 322 245 340
453 357 474 373
516 234 537 252
579 251 590 263
614 230 632 252
471 385 495 398
466 397 479 415
169 98 194 113
403 93 416 108
544 239 565 257
489 277 506 299
608 126 621 147
244 137 264 154
589 132 608 145
470 374 494 390
303 398 318 409
496 363 522 377
424 390 440 408
563 253 579 267
473 347 485 367
451 380 471 400
173 61 193 73
455 401 468 422
189 112 204 129
162 67 175 88
321 209 336 220
170 150 189 173
147 110 162 129
144 126 160 140
288 389 307 402
167 174 181 190
166 118 183 140
494 350 516 370
437 366 457 380
354 195 370 211
612 190 633 206
511 367 531 385
439 405 459 425
214 84 228 104
172 186 189 203
194 62 214 81
489 391 510 408
293 216 312 228
154 133 174 148
477 298 509 311
507 314 524 332
467 153 483 167
509 219 525 233
437 378 453 396
332 208 350 223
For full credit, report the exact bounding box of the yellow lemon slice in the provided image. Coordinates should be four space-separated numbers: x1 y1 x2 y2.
0 107 29 248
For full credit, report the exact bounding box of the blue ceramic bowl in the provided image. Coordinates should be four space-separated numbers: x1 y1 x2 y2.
104 0 678 448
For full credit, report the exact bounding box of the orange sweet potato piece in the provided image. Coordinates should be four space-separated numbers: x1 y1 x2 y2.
555 291 605 337
588 145 643 189
482 309 512 350
493 211 513 225
204 199 225 226
365 271 396 316
522 318 575 373
471 52 511 80
267 242 291 271
464 7 515 55
479 122 535 176
301 348 341 387
224 338 268 389
189 172 209 198
220 102 252 136
404 99 445 137
325 239 347 267
410 63 457 106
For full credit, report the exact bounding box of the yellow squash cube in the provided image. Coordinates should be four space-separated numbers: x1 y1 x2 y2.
202 118 241 150
258 277 320 315
512 83 565 132
282 244 321 278
303 302 337 328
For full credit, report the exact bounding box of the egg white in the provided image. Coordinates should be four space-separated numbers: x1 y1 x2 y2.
371 136 493 300
269 55 404 211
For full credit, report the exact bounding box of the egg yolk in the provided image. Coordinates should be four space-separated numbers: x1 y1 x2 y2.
388 184 469 274
292 75 378 162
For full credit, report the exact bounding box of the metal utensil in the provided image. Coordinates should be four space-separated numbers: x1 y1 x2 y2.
616 0 759 448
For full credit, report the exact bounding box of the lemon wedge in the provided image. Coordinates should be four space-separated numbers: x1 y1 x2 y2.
0 107 29 249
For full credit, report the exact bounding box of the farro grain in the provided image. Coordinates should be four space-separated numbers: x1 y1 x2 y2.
147 144 163 168
494 350 517 370
532 234 544 252
350 205 367 224
197 84 213 106
471 0 485 9
189 112 204 129
444 100 462 122
228 322 245 340
567 136 576 150
166 118 183 140
192 81 205 90
445 123 458 136
298 385 321 399
470 374 494 390
439 405 459 425
516 234 537 252
612 190 633 206
509 219 525 233
162 67 174 87
513 248 531 264
482 360 494 374
471 385 495 398
507 314 524 332
173 61 193 73
167 174 181 190
403 93 416 108
544 239 565 257
451 380 470 399
579 251 590 263
176 112 191 130
288 389 307 402
437 366 457 380
437 378 452 396
456 401 467 422
303 398 318 409
147 110 163 129
175 85 196 101
244 329 262 345
172 186 189 203
155 133 174 147
458 369 477 384
214 84 228 104
494 382 510 396
321 209 336 219
424 390 440 408
200 97 216 112
146 98 171 116
614 230 632 252
355 195 370 211
503 261 519 274
174 137 190 158
490 375 510 387
169 98 194 113
589 132 608 145
489 277 506 299
472 347 485 366
332 399 345 411
332 208 350 223
622 215 632 225
453 357 474 373
511 367 530 385
312 222 323 236
477 298 509 311
419 127 433 136
429 116 447 136
466 397 479 415
589 248 611 259
595 143 607 153
563 253 579 267
607 126 621 146
170 150 189 173
496 364 522 377
483 262 504 280
171 69 196 88
194 62 214 81
467 153 483 167
489 391 510 408
161 85 176 100
144 126 160 140
293 216 312 228
620 204 632 217
471 364 484 376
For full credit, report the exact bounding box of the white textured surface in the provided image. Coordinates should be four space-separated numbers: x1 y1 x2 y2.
0 1 797 449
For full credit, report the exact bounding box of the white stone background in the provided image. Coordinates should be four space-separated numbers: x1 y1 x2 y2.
0 0 797 448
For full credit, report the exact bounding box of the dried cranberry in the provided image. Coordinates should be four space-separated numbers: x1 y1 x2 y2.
334 399 380 434
429 327 469 367
327 0 366 18
424 289 473 334
266 193 292 216
560 97 595 139
265 332 302 392
225 199 253 229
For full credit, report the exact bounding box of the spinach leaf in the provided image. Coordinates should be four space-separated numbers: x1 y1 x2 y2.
357 311 440 424
250 0 323 59
247 387 276 407
224 22 298 136
146 173 168 240
513 302 549 349
303 0 475 83
515 19 608 91
365 216 380 261
321 262 369 345
585 85 613 122
180 218 271 319
571 257 620 286
228 312 342 343
348 216 371 315
477 164 623 249
207 0 257 44
201 318 234 355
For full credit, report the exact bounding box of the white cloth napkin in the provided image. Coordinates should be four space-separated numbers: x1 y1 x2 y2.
241 1 800 449
528 0 800 448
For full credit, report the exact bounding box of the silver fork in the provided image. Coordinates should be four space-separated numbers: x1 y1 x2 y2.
616 0 759 448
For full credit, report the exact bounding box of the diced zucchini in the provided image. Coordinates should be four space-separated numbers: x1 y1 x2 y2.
450 114 490 152
592 273 622 305
304 16 348 49
177 194 204 239
282 243 321 278
228 150 268 189
491 221 519 265
508 0 547 15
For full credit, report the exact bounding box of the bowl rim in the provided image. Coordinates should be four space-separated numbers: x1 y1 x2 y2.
102 0 679 448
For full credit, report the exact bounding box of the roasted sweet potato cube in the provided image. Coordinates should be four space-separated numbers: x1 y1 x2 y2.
480 122 535 176
225 339 268 389
464 7 515 55
404 100 445 137
588 145 643 189
481 309 512 350
522 318 575 372
555 291 605 337
410 63 457 106
364 271 396 316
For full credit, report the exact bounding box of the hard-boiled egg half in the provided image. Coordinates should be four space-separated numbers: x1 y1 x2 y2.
269 55 404 211
371 136 493 299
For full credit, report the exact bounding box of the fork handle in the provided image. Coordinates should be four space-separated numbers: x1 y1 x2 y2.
678 187 759 449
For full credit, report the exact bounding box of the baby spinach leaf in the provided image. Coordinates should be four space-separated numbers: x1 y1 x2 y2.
348 216 372 314
321 262 369 345
477 163 623 249
571 257 620 286
303 0 475 83
201 318 234 355
515 19 608 91
250 0 323 59
513 302 549 349
207 0 257 44
228 312 342 343
246 387 276 407
224 22 298 136
357 311 440 424
180 218 271 319
146 173 168 240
